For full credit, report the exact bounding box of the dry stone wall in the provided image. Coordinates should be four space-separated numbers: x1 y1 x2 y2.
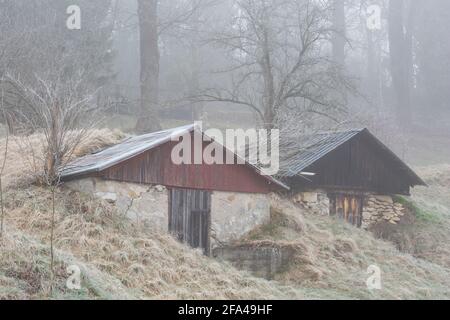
291 190 330 215
291 190 406 230
361 195 406 229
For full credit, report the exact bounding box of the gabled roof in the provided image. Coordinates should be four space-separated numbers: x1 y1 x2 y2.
278 129 363 177
60 124 289 190
278 128 426 186
61 124 195 179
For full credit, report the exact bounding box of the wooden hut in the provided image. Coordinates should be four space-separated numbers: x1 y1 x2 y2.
61 124 288 254
278 128 426 228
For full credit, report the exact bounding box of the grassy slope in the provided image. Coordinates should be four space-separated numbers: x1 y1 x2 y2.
2 181 450 299
244 194 450 300
1 131 450 299
375 165 450 269
1 187 306 299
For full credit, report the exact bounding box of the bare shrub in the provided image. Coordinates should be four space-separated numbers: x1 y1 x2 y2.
0 71 103 295
1 73 102 185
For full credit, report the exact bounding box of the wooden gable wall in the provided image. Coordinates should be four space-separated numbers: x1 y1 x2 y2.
288 132 414 195
99 137 278 194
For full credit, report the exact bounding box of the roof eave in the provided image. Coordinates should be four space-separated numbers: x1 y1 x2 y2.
360 129 426 187
61 124 290 191
60 124 197 179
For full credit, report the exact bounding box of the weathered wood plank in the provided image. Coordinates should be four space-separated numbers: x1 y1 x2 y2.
169 188 211 255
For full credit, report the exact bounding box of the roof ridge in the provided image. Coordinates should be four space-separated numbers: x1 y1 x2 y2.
60 123 289 190
299 127 366 137
278 129 365 177
128 123 195 140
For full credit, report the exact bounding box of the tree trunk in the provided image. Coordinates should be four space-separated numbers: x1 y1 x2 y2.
189 43 203 121
188 7 203 122
136 0 161 133
405 0 416 113
388 0 413 129
366 26 382 112
261 41 275 130
332 0 346 66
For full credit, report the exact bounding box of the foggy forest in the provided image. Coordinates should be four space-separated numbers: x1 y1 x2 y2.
0 0 450 302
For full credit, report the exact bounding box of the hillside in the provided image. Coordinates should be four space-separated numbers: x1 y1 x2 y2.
1 131 450 299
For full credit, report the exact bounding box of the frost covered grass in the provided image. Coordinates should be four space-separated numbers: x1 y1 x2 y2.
1 132 450 299
1 186 305 299
243 194 450 300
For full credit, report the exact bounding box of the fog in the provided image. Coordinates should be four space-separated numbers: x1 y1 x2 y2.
1 0 449 161
2 1 450 302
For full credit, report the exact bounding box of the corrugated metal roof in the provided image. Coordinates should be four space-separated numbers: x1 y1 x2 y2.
60 124 289 190
278 128 425 186
278 129 364 177
60 124 196 179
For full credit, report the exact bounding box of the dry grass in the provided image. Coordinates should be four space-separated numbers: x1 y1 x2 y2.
6 184 450 299
0 128 126 189
365 165 450 270
1 186 304 299
357 164 450 271
72 129 126 158
1 132 450 300
242 194 450 299
414 165 450 210
0 226 135 299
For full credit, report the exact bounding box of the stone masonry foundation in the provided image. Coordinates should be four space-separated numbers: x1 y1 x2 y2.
361 195 406 229
65 178 271 245
291 190 406 230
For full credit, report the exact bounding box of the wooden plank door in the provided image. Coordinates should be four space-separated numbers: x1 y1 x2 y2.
329 194 363 227
350 197 362 227
169 188 211 255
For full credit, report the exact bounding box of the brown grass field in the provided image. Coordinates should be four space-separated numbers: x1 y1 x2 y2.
1 130 450 299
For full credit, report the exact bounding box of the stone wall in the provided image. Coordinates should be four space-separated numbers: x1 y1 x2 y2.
361 195 406 229
291 190 330 216
65 178 169 232
211 191 270 247
291 190 407 230
212 243 295 279
66 178 271 246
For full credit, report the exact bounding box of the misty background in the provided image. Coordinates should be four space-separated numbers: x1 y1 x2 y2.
0 0 449 164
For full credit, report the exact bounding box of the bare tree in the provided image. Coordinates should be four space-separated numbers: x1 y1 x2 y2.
1 71 101 293
364 0 384 112
388 0 415 129
0 1 114 88
135 0 215 132
332 0 346 66
193 0 353 130
3 74 100 183
136 0 161 133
